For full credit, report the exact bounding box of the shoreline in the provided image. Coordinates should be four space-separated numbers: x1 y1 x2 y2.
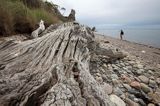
95 33 160 70
96 32 160 50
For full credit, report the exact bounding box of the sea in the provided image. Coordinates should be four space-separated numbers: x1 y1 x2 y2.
98 29 160 48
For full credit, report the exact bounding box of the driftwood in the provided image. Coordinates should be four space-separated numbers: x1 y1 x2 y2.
0 22 125 106
31 20 45 38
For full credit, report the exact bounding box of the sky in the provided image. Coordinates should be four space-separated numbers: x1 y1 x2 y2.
48 0 160 29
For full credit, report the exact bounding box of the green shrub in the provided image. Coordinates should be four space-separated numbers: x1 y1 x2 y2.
0 0 62 36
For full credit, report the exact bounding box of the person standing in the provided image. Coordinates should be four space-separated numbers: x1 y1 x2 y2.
120 30 124 40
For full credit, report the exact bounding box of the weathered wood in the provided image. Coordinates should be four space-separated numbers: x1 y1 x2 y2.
31 20 45 38
0 22 125 106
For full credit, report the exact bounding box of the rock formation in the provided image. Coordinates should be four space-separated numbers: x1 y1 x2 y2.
68 9 76 21
0 22 126 106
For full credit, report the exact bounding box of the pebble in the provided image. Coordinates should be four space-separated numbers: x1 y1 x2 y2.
156 88 160 92
128 94 136 100
148 92 160 104
112 79 121 85
128 89 141 96
137 64 144 69
113 87 124 96
111 74 119 80
156 78 160 85
138 75 149 84
148 103 155 106
125 98 139 106
110 94 126 106
133 98 139 103
148 70 154 75
138 98 146 106
123 84 132 91
126 66 132 70
121 75 132 83
136 69 145 75
102 83 113 95
96 73 101 77
150 76 155 80
95 76 103 83
140 83 152 93
134 77 141 82
149 80 157 88
130 81 141 89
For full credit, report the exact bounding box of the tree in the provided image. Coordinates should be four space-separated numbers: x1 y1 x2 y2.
0 22 125 106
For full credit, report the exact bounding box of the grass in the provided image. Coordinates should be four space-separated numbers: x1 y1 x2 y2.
0 0 63 36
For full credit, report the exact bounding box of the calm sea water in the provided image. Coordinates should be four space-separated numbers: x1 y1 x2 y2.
98 29 160 48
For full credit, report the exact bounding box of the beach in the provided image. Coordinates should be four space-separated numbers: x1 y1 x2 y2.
0 25 160 105
95 33 160 70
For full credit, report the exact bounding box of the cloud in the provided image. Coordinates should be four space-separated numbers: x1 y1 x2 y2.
48 0 160 27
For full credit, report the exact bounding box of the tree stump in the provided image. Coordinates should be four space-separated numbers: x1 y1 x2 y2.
0 22 125 106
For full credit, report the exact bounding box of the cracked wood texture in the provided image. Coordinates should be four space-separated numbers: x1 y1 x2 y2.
0 22 124 106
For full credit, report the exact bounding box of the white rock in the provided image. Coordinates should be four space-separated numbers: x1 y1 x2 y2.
110 94 126 106
141 50 146 53
102 83 113 95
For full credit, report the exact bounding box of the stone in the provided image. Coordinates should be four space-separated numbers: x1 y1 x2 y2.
112 79 121 85
102 83 113 95
123 84 132 91
96 73 101 77
148 103 155 106
130 81 141 89
87 97 100 106
121 74 132 83
125 98 139 106
102 74 107 80
141 90 152 101
140 83 152 93
128 89 141 96
110 94 126 106
136 69 145 75
134 77 141 82
156 88 160 92
133 98 139 103
156 78 160 85
113 87 124 96
120 63 125 67
138 75 149 84
126 66 132 70
149 80 157 88
111 74 119 80
150 76 155 80
148 92 160 104
95 76 103 83
128 94 136 100
138 98 146 106
125 69 132 73
148 70 154 75
137 64 143 69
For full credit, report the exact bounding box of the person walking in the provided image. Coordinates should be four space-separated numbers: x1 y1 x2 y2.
120 30 124 40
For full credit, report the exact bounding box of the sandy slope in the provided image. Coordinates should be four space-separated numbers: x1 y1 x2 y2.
95 33 160 70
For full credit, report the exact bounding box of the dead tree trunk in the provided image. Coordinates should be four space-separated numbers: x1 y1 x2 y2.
0 22 125 106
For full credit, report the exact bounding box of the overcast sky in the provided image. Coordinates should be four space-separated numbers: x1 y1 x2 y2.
48 0 160 29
